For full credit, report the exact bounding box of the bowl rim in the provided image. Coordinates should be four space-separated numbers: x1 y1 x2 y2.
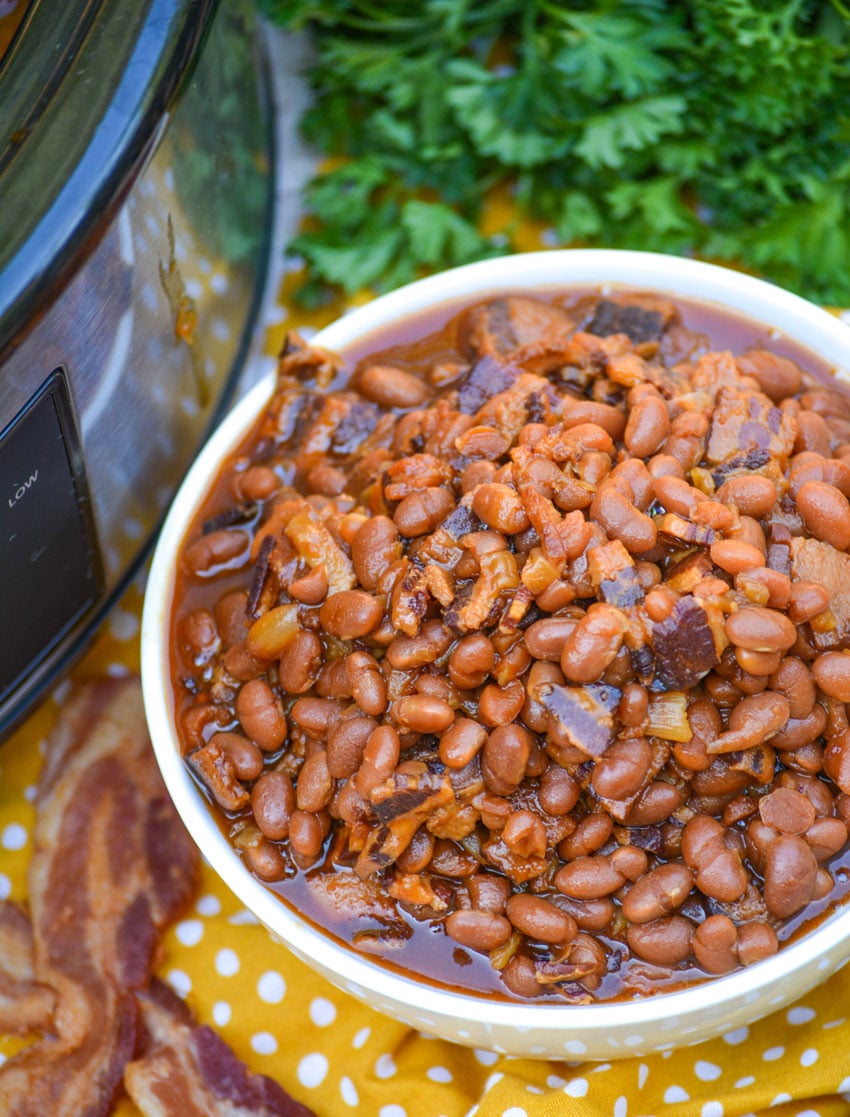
142 248 850 1036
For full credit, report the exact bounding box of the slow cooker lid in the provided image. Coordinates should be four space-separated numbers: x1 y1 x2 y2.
0 0 217 360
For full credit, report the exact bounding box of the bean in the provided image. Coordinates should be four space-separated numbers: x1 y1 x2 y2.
350 516 401 591
296 750 333 812
624 781 686 826
236 679 287 752
787 581 830 625
538 764 580 816
763 834 818 917
444 909 512 953
624 394 670 458
653 474 705 518
471 483 530 534
209 732 263 781
591 736 652 800
771 704 828 750
796 481 850 549
183 528 249 574
318 590 383 639
725 606 797 653
391 695 455 734
251 771 295 840
523 617 578 662
439 718 487 768
237 464 280 501
346 650 388 716
288 809 324 862
502 810 547 859
290 697 341 738
736 921 779 966
467 872 511 913
393 487 454 537
357 364 430 408
500 953 540 999
558 813 613 859
448 634 495 689
768 658 815 719
560 603 626 684
805 817 848 861
181 608 219 660
710 539 764 575
356 725 400 795
709 690 790 754
240 830 287 882
276 630 322 694
289 565 329 604
478 680 525 727
327 716 376 779
627 916 694 967
812 651 850 702
506 894 576 944
481 724 533 796
795 410 833 457
554 855 627 900
620 863 694 924
737 349 802 401
681 814 748 902
716 474 777 518
590 485 657 554
618 683 649 728
215 590 251 647
692 914 738 974
759 787 817 835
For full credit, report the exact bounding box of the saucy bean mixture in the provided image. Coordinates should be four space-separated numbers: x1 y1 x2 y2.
171 290 850 1002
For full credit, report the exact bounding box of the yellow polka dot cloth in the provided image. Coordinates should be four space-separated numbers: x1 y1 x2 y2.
4 255 850 1117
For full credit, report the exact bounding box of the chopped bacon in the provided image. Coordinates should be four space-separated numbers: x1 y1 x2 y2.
0 677 199 1117
126 979 315 1117
705 385 797 467
0 902 54 1035
791 537 850 649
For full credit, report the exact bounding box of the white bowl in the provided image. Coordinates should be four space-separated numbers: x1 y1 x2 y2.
142 249 850 1060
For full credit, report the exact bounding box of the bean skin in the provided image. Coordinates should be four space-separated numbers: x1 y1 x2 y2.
621 863 694 924
445 910 512 952
725 607 797 653
591 737 652 800
481 724 533 796
209 732 263 781
763 834 818 917
235 679 287 752
796 481 850 549
812 652 850 702
506 894 576 944
358 364 430 408
251 771 295 840
351 516 401 590
319 590 383 638
391 695 455 734
627 916 694 967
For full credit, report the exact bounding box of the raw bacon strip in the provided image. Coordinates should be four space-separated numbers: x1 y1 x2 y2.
0 677 199 1117
0 902 54 1035
125 979 315 1117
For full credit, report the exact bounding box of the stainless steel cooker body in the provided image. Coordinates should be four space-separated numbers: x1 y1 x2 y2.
0 0 275 734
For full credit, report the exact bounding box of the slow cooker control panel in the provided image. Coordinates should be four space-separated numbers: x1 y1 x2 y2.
0 369 103 703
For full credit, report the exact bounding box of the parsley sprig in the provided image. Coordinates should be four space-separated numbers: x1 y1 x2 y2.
262 0 850 306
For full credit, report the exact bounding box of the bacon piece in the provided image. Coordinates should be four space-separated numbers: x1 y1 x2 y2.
705 385 797 467
0 902 54 1035
125 979 314 1117
0 678 199 1117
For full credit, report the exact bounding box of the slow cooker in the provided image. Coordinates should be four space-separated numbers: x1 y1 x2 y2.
0 0 275 735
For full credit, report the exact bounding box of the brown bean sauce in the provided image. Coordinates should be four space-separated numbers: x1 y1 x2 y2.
171 287 850 1003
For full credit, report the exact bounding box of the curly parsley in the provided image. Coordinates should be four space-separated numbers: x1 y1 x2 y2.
261 0 850 305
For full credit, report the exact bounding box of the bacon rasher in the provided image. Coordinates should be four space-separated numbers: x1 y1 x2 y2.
0 902 54 1035
0 677 316 1117
125 979 314 1117
0 677 199 1116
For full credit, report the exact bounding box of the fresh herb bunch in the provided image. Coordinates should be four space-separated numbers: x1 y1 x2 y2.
261 0 850 306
